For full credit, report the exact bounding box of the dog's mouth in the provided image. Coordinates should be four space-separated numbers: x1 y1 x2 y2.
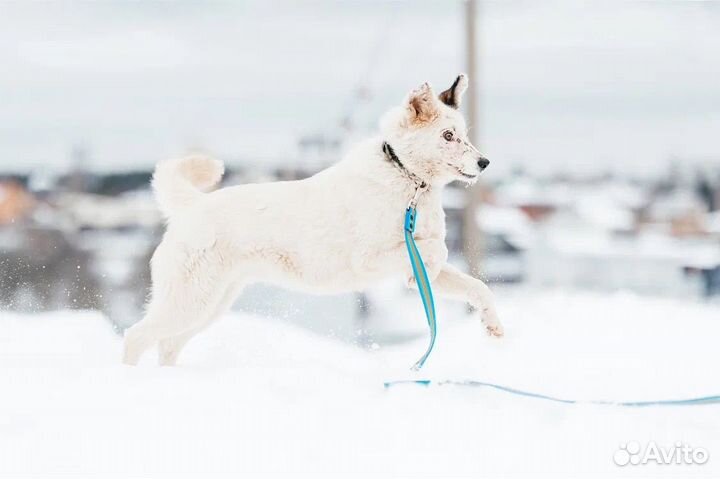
446 163 480 184
450 166 478 182
448 163 478 181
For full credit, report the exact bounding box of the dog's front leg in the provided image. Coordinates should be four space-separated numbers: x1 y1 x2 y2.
431 263 504 337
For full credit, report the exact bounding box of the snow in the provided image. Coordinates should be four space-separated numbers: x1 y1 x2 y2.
1 290 719 477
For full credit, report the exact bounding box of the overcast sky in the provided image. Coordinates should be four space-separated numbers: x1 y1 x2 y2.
1 1 719 176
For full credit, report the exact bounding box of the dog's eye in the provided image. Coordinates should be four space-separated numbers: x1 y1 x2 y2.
443 130 454 141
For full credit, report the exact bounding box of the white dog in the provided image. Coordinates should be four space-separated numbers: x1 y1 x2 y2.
123 74 503 366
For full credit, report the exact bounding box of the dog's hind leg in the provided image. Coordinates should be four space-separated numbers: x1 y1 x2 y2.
157 279 246 366
122 319 157 366
123 250 232 365
158 327 203 366
122 296 206 366
123 286 226 365
156 329 199 367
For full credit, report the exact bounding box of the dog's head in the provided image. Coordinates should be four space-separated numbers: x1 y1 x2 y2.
380 74 489 185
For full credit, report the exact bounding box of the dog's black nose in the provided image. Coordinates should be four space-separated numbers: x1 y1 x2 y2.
477 157 490 170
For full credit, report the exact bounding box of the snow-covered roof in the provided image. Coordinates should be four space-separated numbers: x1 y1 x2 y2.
477 205 532 236
54 192 161 229
493 177 572 207
493 177 648 213
574 195 635 231
706 211 720 234
648 189 705 220
476 205 535 248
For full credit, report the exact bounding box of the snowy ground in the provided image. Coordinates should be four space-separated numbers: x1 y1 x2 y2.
1 289 718 478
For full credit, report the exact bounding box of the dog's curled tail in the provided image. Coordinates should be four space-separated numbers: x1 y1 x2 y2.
152 155 224 218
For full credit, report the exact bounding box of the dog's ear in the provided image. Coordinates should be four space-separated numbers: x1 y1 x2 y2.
438 74 468 109
406 82 440 125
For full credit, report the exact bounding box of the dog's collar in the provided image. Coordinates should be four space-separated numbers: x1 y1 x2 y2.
382 141 428 206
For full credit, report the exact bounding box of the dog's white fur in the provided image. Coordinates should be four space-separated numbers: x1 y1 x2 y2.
123 75 503 366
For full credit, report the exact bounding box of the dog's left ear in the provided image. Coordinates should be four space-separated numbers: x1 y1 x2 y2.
438 74 468 109
406 82 440 125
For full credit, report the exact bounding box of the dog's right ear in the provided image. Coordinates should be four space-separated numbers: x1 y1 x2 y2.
405 82 440 126
438 74 468 109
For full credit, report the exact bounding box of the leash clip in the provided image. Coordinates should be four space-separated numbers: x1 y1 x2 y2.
407 182 427 209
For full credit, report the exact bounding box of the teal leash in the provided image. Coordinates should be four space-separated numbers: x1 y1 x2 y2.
381 140 437 370
404 189 437 370
383 380 720 407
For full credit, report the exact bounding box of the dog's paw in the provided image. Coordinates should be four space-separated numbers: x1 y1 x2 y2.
485 322 504 338
482 312 504 338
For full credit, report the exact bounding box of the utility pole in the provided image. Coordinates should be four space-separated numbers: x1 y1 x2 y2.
462 0 484 277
